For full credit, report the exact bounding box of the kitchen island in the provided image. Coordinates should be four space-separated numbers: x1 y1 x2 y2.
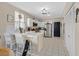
22 31 44 52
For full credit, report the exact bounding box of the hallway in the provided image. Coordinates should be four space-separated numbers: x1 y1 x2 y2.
31 37 69 56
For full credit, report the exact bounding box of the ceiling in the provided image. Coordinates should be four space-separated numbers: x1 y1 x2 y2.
9 2 66 21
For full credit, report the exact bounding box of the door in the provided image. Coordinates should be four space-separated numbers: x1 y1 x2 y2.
54 22 60 37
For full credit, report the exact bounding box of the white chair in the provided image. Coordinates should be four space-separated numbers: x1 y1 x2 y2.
14 33 25 56
4 33 17 55
4 25 16 52
4 33 12 49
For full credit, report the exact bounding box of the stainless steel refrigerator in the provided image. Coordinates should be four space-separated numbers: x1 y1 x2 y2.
44 23 52 37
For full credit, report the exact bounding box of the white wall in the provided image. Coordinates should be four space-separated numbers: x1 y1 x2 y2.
74 2 79 56
63 2 74 16
64 6 76 56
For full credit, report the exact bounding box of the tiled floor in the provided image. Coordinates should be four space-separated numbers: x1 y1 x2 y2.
30 37 69 56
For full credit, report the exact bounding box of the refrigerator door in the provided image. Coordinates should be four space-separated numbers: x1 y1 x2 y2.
44 23 52 37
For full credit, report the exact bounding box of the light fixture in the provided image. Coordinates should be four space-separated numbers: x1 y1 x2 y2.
41 8 49 15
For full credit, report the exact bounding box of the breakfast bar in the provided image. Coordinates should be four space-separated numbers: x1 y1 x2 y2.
22 31 44 52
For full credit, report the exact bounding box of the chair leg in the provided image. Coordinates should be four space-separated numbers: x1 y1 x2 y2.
22 40 30 56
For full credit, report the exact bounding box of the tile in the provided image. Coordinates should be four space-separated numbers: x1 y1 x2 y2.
31 37 69 56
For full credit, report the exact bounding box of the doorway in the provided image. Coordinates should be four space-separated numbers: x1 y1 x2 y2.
54 22 60 37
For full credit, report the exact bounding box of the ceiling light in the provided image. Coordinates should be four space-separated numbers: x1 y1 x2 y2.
41 8 49 15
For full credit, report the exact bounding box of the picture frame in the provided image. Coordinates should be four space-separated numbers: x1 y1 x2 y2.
7 14 14 22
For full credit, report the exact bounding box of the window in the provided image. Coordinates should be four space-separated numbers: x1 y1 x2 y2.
15 11 25 30
27 18 30 27
26 18 33 27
